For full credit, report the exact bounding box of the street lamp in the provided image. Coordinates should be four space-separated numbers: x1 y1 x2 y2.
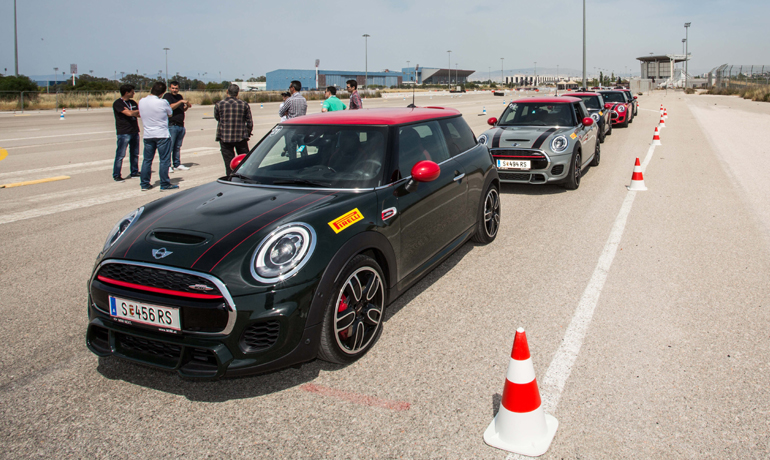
14 0 19 75
534 61 537 87
684 22 691 89
163 47 170 85
500 57 504 87
363 34 370 91
582 0 587 89
455 63 458 87
447 50 451 89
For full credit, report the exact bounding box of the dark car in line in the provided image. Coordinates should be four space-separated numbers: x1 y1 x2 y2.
478 97 600 190
562 92 612 143
86 108 500 379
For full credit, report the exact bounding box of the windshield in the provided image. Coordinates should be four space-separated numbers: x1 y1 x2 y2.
499 102 575 126
235 125 389 188
574 96 601 110
600 92 626 103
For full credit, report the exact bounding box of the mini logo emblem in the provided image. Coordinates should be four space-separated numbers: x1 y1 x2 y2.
152 248 173 259
188 284 214 292
511 142 519 147
328 208 364 234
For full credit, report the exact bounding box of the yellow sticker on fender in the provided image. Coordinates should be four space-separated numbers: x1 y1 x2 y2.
329 209 364 233
570 133 577 139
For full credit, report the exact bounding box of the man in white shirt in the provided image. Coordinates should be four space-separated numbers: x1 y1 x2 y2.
138 81 187 191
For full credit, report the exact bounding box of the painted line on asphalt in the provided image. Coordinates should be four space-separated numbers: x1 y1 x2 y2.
1 175 70 188
506 143 657 460
0 130 114 142
300 384 411 411
0 148 7 162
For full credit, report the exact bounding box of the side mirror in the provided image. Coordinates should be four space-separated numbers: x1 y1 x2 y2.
582 117 594 126
411 161 440 182
487 117 498 126
230 153 247 171
604 103 612 109
633 96 638 100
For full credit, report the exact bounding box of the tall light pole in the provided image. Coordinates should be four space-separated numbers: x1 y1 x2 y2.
363 34 370 91
455 63 458 87
447 50 451 89
14 0 19 75
684 22 691 89
582 0 587 89
534 61 537 87
500 57 504 87
163 48 170 85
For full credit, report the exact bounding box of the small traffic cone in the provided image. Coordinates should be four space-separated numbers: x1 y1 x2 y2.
627 158 647 191
663 108 668 119
482 106 487 115
659 115 666 128
652 127 662 146
59 108 66 120
260 104 263 109
484 327 558 456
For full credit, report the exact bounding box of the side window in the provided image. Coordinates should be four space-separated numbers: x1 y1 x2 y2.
397 121 450 177
573 103 586 121
439 117 477 157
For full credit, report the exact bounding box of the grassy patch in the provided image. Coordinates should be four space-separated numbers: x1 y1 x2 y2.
706 85 770 101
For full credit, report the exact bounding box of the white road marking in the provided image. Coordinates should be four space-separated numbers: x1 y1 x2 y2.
505 144 656 460
0 131 114 142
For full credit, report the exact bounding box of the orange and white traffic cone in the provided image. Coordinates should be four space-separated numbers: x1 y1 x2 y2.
659 114 666 128
663 108 668 119
484 327 558 456
627 158 647 191
652 127 662 146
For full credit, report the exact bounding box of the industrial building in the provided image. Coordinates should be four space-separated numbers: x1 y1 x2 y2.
504 75 560 86
636 54 689 87
266 69 403 91
401 67 475 85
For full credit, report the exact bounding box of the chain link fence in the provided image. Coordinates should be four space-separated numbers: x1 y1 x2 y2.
708 64 770 89
0 89 382 112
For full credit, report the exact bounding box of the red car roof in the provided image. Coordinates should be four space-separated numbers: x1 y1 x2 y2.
512 96 580 104
281 107 461 125
566 92 600 97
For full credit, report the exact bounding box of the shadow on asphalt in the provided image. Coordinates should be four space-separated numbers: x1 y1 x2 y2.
96 241 477 401
499 164 600 196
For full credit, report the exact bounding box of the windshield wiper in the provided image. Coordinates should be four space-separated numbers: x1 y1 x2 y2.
230 173 259 184
271 178 332 187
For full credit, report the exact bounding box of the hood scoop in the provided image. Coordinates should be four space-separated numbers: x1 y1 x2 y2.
148 229 211 246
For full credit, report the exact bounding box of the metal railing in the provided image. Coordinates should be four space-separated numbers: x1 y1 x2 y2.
708 64 770 89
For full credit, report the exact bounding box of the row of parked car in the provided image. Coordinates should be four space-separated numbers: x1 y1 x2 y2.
478 88 639 190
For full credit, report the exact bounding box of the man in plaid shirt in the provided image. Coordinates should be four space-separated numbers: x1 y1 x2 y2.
347 79 363 110
278 80 307 120
215 84 253 175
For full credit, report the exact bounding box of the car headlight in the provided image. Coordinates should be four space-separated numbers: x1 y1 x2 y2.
591 113 600 122
103 207 143 252
617 105 626 113
550 135 569 153
478 134 488 145
251 223 316 283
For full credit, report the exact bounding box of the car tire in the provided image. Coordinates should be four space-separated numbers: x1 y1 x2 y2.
590 140 600 167
599 125 606 144
563 150 581 190
317 254 385 364
607 121 613 136
471 183 500 244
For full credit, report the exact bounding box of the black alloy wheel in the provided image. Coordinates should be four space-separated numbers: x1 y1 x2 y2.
563 150 581 190
607 120 613 136
318 255 385 364
472 184 500 244
591 139 601 166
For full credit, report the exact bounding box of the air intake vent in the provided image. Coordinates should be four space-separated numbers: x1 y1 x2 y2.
152 231 207 245
240 321 281 353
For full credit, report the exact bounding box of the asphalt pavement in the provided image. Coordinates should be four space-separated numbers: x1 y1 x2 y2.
1 90 769 459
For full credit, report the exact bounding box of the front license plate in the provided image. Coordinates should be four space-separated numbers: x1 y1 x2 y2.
497 159 531 170
109 296 181 334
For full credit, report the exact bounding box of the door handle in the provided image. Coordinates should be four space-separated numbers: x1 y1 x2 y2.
453 173 466 182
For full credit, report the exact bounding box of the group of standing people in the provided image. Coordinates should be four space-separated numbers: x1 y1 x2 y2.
112 78 363 187
112 81 190 191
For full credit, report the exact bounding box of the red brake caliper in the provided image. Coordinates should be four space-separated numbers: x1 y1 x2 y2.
338 294 350 339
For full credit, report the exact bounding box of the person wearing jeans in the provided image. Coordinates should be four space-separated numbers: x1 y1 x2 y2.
112 84 141 181
138 81 187 191
163 81 191 172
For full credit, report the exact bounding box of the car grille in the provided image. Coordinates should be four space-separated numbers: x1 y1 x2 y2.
117 333 182 360
240 321 281 353
498 172 547 183
551 165 564 175
97 263 222 297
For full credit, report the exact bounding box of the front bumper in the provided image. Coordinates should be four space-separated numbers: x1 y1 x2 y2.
492 148 572 184
610 110 627 125
86 260 322 379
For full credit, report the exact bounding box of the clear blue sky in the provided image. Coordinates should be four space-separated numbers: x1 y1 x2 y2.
2 0 768 80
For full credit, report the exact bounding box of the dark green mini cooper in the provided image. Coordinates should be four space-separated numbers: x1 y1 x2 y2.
87 107 500 379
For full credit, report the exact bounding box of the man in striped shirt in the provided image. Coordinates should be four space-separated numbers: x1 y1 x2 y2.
278 80 307 120
347 79 363 110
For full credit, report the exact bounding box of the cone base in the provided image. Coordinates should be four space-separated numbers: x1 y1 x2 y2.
484 409 558 457
627 180 647 191
652 139 661 146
